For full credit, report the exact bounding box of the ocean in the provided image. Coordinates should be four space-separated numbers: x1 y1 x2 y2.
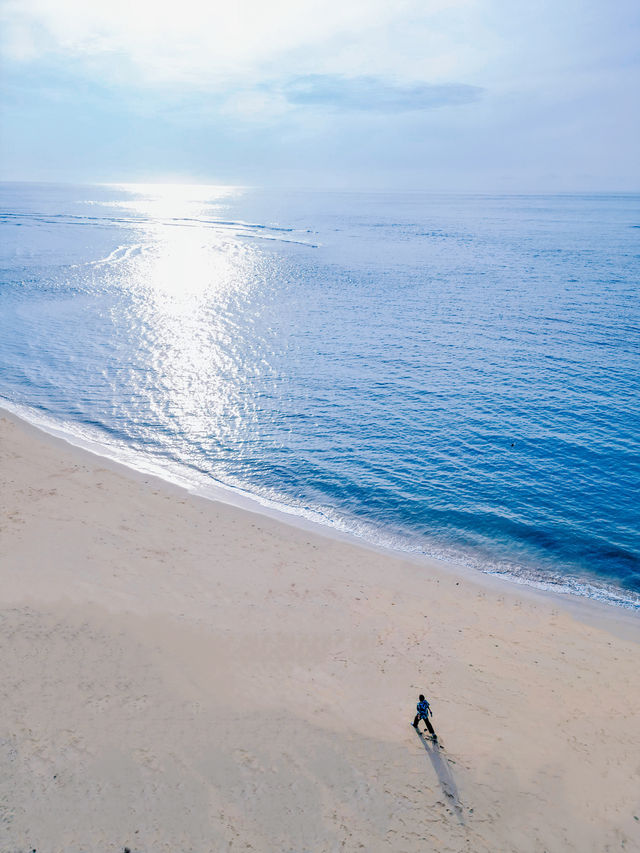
1 182 639 608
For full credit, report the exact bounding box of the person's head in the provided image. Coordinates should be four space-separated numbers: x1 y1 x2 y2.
419 694 425 701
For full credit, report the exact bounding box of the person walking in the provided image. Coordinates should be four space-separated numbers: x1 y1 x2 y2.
411 694 437 739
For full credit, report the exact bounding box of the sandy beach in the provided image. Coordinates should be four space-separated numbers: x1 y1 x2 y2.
1 409 639 853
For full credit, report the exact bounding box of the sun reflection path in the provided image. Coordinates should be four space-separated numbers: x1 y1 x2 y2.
109 183 276 461
111 182 243 222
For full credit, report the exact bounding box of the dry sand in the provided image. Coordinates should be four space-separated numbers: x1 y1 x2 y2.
1 409 639 853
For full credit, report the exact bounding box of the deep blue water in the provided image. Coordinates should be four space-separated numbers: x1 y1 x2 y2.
1 182 639 607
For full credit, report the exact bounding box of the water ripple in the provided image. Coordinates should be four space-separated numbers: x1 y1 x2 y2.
1 183 639 608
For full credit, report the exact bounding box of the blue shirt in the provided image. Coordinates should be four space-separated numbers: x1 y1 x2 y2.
417 699 430 717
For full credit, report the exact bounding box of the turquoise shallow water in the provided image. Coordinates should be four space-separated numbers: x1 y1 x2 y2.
1 182 639 607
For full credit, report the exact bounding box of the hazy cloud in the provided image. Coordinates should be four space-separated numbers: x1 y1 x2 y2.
0 0 469 87
1 0 638 188
283 75 483 112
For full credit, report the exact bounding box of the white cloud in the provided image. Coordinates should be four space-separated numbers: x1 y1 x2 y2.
220 89 292 122
1 0 483 88
3 0 638 189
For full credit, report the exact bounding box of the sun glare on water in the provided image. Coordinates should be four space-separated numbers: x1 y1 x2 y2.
110 182 243 222
105 182 270 447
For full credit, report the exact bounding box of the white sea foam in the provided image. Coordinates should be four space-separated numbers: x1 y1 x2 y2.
3 396 639 613
90 245 147 266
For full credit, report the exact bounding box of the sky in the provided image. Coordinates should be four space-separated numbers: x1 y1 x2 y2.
1 0 639 190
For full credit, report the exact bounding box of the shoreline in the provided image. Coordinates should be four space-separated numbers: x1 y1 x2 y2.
1 407 640 850
2 398 638 619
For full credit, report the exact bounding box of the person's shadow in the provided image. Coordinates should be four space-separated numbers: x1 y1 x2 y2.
415 730 465 825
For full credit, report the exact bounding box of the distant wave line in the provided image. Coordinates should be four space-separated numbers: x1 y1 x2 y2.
0 212 321 250
0 211 300 235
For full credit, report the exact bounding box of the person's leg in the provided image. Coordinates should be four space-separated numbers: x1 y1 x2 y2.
424 716 435 736
412 714 420 728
